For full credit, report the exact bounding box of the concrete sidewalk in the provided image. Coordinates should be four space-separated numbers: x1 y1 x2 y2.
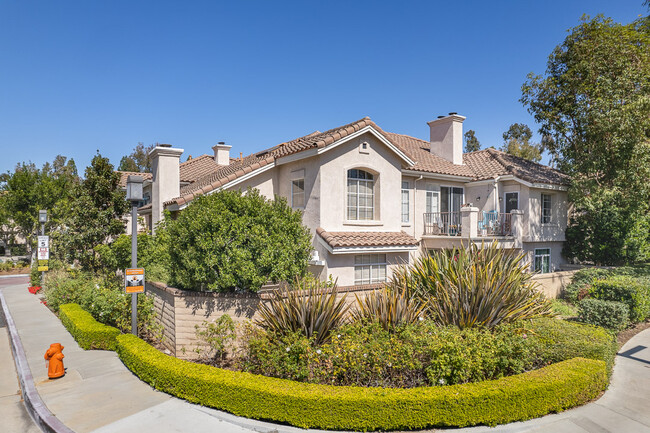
1 279 650 433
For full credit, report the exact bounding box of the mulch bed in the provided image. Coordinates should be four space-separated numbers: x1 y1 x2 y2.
617 320 650 347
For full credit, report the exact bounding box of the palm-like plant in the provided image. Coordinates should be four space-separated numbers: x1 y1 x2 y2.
390 242 553 329
351 284 428 332
256 278 349 345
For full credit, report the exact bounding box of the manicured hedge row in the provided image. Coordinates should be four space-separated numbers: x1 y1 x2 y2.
116 333 607 431
59 303 120 350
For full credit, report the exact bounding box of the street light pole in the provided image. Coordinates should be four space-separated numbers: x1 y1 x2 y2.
125 175 143 336
38 210 47 285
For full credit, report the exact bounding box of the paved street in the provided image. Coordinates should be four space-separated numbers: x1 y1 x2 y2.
0 275 41 433
1 276 650 433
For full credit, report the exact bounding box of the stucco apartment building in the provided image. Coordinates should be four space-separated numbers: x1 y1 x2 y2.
120 114 570 287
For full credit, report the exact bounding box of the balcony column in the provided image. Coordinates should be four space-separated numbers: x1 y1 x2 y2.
510 209 523 248
461 207 479 239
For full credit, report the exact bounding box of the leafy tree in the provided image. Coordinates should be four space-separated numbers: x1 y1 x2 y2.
500 123 542 162
0 157 78 251
521 14 650 264
463 130 481 153
56 153 129 271
165 188 312 292
118 143 154 173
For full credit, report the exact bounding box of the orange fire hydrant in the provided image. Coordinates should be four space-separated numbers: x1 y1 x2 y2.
44 343 65 379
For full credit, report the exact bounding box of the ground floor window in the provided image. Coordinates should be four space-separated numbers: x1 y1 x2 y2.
534 248 551 273
354 254 387 284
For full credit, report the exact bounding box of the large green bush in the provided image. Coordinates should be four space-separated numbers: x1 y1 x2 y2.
392 242 552 329
239 318 616 388
578 299 629 331
590 276 650 322
116 333 606 431
44 269 157 335
165 189 312 292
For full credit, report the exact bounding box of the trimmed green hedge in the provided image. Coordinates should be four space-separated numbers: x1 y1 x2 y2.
59 303 121 350
591 276 650 323
116 333 607 431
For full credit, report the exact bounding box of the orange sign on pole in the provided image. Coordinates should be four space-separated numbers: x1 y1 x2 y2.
125 268 145 294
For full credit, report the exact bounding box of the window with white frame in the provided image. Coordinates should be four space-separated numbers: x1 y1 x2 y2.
347 169 374 220
541 194 552 224
534 248 551 273
425 184 439 214
354 254 387 284
401 181 409 223
291 179 305 208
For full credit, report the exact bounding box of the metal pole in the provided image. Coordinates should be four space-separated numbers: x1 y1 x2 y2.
40 223 45 285
131 203 138 335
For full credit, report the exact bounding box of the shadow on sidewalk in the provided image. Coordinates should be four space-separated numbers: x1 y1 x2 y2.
618 345 650 366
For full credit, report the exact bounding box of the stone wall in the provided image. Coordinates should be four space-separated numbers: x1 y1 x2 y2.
532 269 578 299
146 281 379 359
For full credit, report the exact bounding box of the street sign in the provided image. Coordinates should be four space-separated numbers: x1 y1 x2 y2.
125 268 145 294
37 236 49 260
37 236 49 271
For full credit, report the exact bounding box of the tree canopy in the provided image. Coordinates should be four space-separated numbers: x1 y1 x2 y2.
500 123 543 163
0 156 78 250
118 143 154 173
521 14 650 264
165 188 312 292
463 130 481 153
55 153 129 270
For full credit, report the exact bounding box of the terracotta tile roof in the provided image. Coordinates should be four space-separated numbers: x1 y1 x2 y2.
117 171 152 188
179 154 224 183
166 117 379 206
316 228 419 248
164 117 569 207
383 132 475 177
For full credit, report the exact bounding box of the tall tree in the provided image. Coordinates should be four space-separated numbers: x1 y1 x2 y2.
500 123 543 163
463 130 481 153
521 14 650 264
0 157 78 251
118 143 154 173
56 153 129 271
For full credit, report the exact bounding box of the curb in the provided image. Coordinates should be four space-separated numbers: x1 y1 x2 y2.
0 291 76 433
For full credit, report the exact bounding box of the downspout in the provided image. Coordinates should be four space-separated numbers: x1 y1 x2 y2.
413 175 423 257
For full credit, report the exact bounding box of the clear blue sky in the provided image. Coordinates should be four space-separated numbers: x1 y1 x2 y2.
0 0 645 174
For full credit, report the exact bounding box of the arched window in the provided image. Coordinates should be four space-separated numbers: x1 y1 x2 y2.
347 169 374 220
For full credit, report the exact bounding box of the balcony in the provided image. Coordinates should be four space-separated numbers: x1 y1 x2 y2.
423 208 521 239
478 212 512 237
423 212 462 236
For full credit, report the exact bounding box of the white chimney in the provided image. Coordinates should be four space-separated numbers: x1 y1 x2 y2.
212 142 231 166
427 113 466 165
149 144 184 231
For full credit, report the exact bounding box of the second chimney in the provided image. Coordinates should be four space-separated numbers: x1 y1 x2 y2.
212 142 231 166
427 113 466 165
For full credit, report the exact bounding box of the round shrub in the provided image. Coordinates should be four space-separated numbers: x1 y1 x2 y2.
578 298 629 331
590 276 650 322
165 188 312 292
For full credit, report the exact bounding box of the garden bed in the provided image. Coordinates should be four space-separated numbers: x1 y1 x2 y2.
57 302 608 431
